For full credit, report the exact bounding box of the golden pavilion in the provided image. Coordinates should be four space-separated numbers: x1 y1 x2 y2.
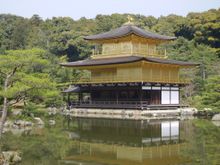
61 21 197 110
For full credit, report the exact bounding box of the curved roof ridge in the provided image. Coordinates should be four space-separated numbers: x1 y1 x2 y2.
60 55 199 67
84 25 176 41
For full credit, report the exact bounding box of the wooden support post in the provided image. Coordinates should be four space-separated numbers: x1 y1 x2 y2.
89 86 92 103
78 93 80 102
140 84 143 110
79 92 82 104
116 90 119 104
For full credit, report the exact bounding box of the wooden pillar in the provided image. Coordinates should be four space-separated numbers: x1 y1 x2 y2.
140 84 143 109
89 86 92 103
78 93 80 102
116 90 119 104
78 92 83 104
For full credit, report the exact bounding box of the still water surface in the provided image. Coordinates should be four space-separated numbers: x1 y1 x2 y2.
2 116 219 165
62 118 189 165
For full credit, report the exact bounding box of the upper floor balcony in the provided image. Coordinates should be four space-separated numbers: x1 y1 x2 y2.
91 42 167 59
74 75 190 85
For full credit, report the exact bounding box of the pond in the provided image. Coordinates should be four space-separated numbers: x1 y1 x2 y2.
1 115 220 165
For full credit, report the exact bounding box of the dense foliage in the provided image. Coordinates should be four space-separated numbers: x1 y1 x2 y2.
0 49 66 107
0 8 220 110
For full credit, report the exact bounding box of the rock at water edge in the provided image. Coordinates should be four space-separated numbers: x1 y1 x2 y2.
212 114 220 121
33 117 45 125
49 120 56 126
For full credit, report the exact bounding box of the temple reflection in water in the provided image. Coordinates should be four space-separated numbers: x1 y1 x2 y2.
62 118 191 165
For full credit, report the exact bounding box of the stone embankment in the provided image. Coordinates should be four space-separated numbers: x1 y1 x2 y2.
62 107 198 120
48 107 60 115
2 106 59 134
3 117 45 135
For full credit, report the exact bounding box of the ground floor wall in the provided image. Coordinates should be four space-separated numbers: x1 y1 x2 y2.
141 86 180 105
74 84 180 107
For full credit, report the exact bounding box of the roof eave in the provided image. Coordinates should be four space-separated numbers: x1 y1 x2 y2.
60 57 199 68
84 33 176 42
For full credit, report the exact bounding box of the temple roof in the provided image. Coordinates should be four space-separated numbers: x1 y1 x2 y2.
84 25 176 41
62 86 80 93
60 56 199 67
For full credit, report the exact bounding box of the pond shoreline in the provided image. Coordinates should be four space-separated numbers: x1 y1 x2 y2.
62 108 198 120
1 112 219 164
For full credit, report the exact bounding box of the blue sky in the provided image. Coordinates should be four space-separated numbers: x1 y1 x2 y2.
0 0 219 20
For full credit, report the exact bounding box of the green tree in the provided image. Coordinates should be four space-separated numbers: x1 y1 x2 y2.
10 19 30 49
0 49 59 137
95 14 127 33
187 9 220 48
152 14 185 36
0 14 25 50
26 14 48 49
201 76 220 110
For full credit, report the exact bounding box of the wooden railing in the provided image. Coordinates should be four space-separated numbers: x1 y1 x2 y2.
91 44 167 59
74 76 189 84
70 100 148 109
67 101 182 109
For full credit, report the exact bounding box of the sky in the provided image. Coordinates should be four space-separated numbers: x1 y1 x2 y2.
0 0 220 20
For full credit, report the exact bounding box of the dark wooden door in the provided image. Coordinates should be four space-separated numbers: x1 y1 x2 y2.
150 90 161 104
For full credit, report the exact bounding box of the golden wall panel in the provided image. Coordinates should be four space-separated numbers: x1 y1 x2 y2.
84 64 182 84
92 41 166 59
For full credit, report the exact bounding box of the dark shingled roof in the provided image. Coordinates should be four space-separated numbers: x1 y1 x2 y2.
60 56 199 67
62 86 80 93
84 25 176 41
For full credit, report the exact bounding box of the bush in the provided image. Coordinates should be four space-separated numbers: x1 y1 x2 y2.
22 102 38 116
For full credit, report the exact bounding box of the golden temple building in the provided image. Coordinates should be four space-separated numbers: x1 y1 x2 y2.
61 22 198 110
